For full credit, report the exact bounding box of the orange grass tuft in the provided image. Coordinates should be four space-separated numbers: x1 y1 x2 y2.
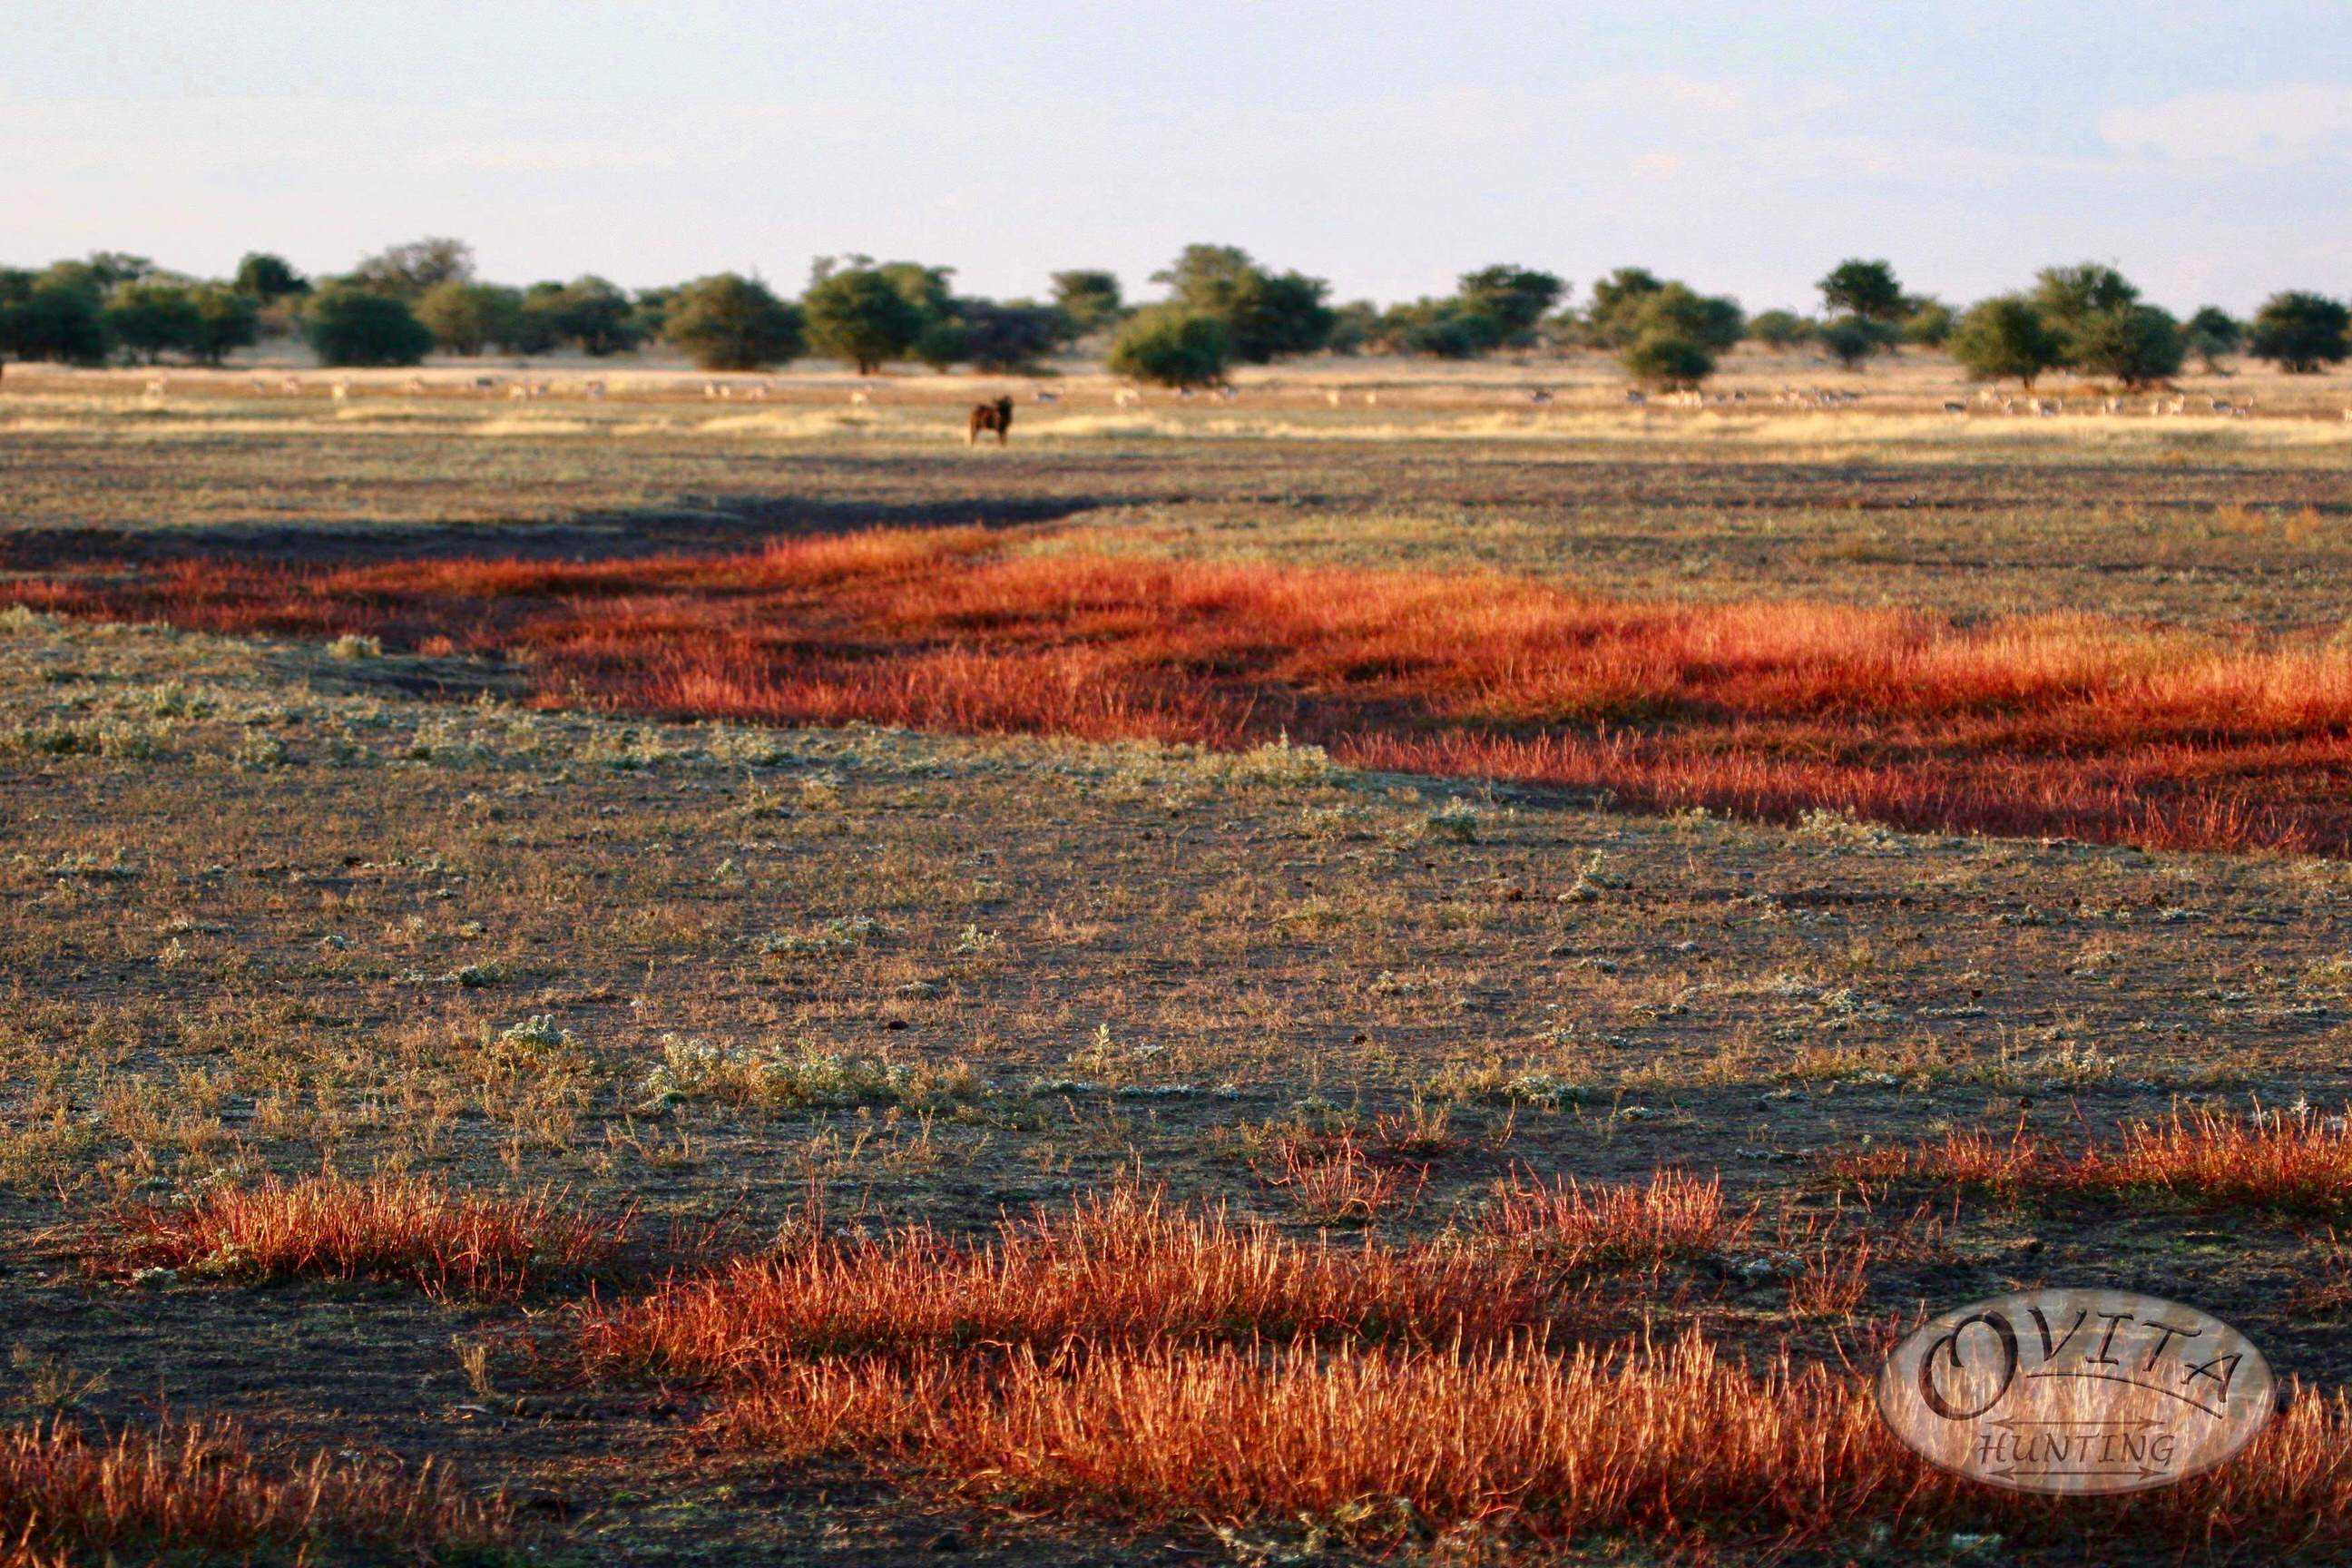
708 1333 2352 1555
1833 1103 2352 1214
1484 1168 1755 1270
571 1181 2351 1553
0 1416 510 1566
574 1188 1548 1382
17 525 2352 854
98 1171 632 1298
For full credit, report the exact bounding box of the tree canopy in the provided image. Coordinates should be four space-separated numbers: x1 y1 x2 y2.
665 273 805 371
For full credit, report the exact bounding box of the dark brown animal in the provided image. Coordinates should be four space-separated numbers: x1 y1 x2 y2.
967 396 1014 446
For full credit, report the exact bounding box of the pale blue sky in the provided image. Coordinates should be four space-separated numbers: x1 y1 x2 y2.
8 1 2347 312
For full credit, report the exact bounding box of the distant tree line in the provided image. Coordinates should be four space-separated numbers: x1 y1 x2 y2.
4 237 2347 390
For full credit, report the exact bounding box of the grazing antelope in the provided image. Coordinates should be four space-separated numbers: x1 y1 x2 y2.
508 383 530 400
2101 397 2121 415
2034 398 2057 416
2341 407 2352 423
703 380 721 400
967 395 1014 446
329 381 350 405
1113 388 1141 408
1325 389 1341 407
1623 389 1648 407
1363 391 1377 407
849 389 870 407
142 377 168 400
406 376 428 394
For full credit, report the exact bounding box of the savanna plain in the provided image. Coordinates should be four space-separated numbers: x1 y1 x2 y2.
4 351 2352 1564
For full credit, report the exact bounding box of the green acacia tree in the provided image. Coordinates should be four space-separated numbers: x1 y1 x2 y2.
803 268 926 373
303 284 436 367
1949 295 2062 389
2182 307 2241 373
1049 270 1124 338
185 285 260 365
103 281 202 364
666 274 804 371
2245 291 2350 374
1107 307 1230 388
416 281 519 356
1818 259 1906 323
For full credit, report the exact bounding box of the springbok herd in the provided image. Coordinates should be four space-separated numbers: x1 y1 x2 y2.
58 370 2352 423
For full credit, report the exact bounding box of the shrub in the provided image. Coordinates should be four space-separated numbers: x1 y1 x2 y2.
1622 331 1714 388
1453 265 1566 348
803 267 926 374
2246 290 2351 374
184 285 260 365
1747 309 1814 349
2068 302 2184 387
0 273 109 364
956 299 1064 373
2184 306 2242 372
301 284 435 368
1900 298 1954 347
1150 244 1333 362
1818 315 1897 368
231 251 307 301
1817 259 1906 323
666 273 804 371
416 280 520 356
1948 294 2061 388
1107 307 1231 388
1049 269 1124 337
103 281 201 364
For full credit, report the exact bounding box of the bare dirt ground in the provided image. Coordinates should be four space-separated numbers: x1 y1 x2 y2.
3 353 2350 1563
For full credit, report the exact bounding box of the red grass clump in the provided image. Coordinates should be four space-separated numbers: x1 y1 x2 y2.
17 525 2352 854
569 1181 2352 1553
1834 1103 2352 1213
706 1325 2352 1555
1250 1131 1426 1225
575 1187 1546 1382
1484 1169 1754 1270
100 1171 632 1298
0 1416 510 1566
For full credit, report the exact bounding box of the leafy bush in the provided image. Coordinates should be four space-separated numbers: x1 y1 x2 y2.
1150 244 1332 363
2183 307 2241 372
1948 295 2062 388
1050 270 1124 337
1817 259 1906 322
1818 315 1897 368
1747 309 1815 350
1107 307 1231 388
804 267 926 374
2068 303 2183 387
2246 291 2350 374
302 285 435 367
416 281 519 356
666 273 804 371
